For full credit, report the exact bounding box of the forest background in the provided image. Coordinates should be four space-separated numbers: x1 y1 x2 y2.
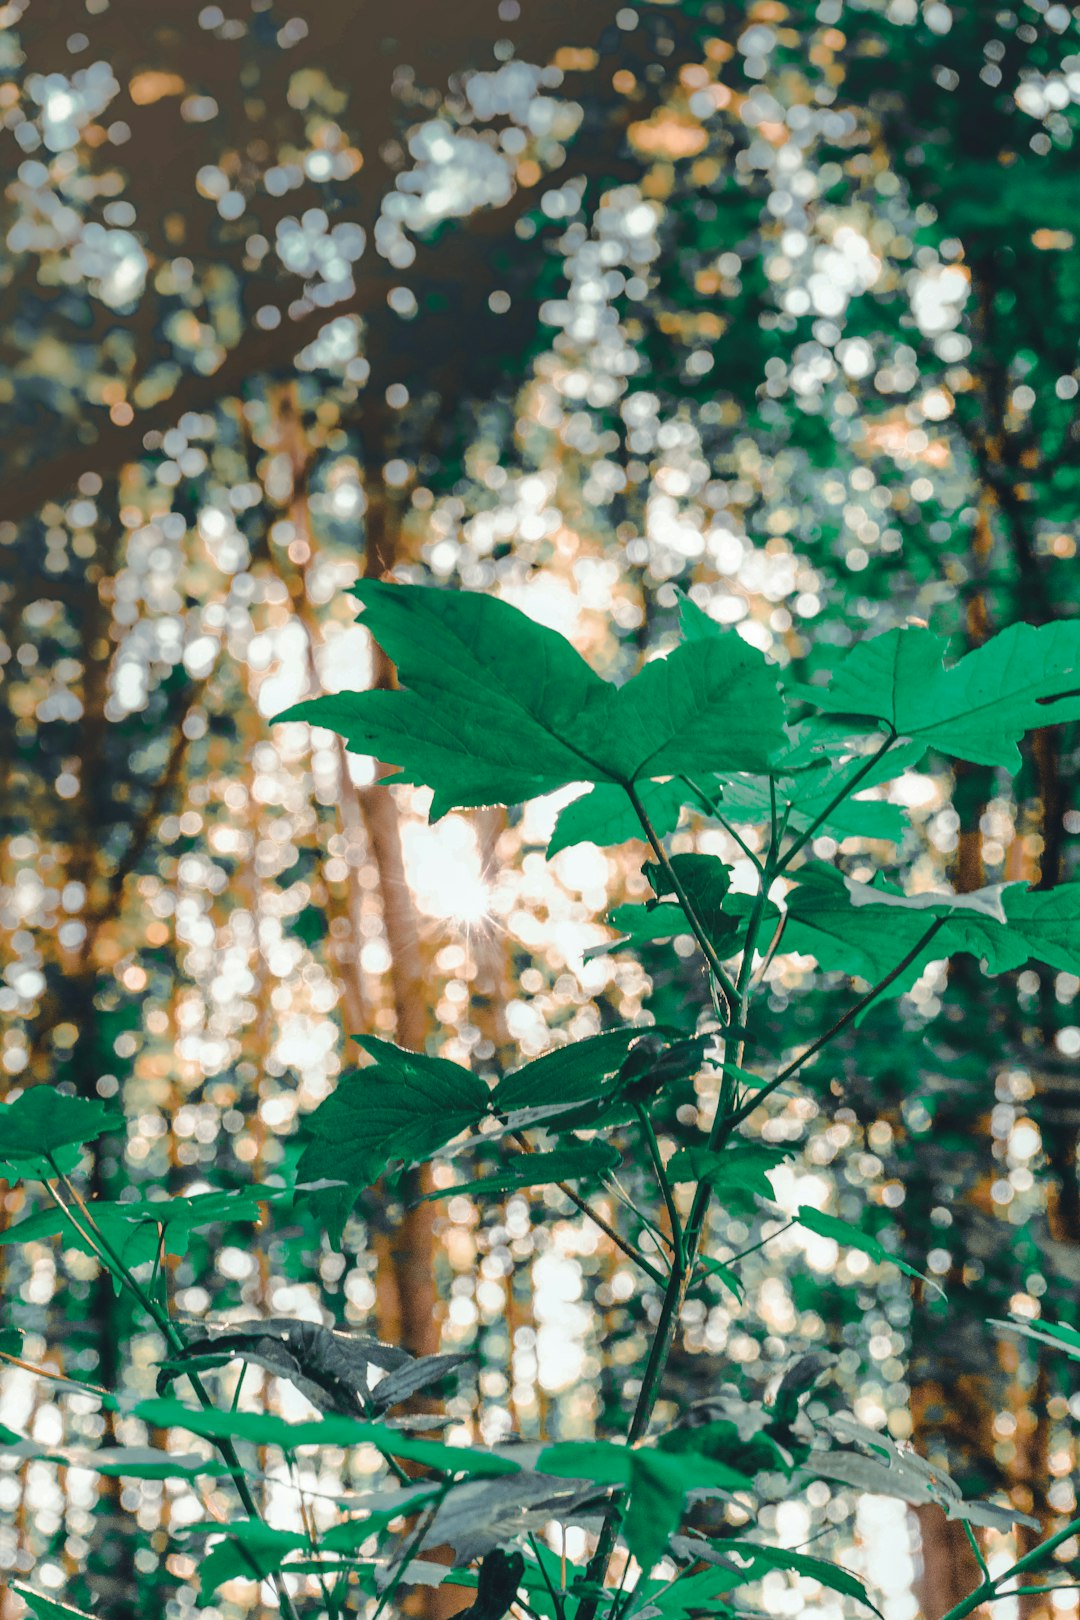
1 1 1079 1618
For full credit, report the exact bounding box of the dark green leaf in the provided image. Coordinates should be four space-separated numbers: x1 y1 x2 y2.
645 853 733 939
603 892 774 961
622 1450 689 1575
199 1521 308 1601
490 1028 648 1117
0 1090 121 1181
465 1549 525 1620
297 1037 489 1239
667 1142 789 1204
421 1142 620 1202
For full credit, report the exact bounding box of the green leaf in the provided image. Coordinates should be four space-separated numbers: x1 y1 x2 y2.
548 778 684 857
297 1037 490 1239
136 1398 520 1476
603 892 774 961
677 590 726 642
709 739 926 845
644 853 734 946
0 1326 23 1358
318 1486 440 1550
781 864 1016 997
276 582 785 817
0 1186 291 1267
421 1142 621 1202
490 1028 648 1118
720 1541 882 1614
538 1440 750 1573
782 865 1080 1007
992 1316 1080 1360
605 902 697 946
0 1090 121 1181
9 1584 97 1620
199 1521 309 1601
795 1206 939 1294
622 1450 690 1575
667 1143 789 1206
538 1439 750 1495
800 622 1080 771
699 1258 745 1302
997 882 1080 975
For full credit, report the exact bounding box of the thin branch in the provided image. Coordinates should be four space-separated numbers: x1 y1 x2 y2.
44 1166 304 1620
635 1104 684 1269
750 910 788 994
961 1521 990 1582
625 781 738 1019
680 775 764 876
528 1533 567 1620
776 727 898 875
508 1130 666 1285
725 916 948 1131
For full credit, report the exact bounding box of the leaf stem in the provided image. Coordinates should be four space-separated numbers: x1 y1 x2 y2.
576 792 779 1620
721 1218 795 1269
509 1131 666 1285
723 916 948 1132
679 776 764 876
775 727 897 875
962 1520 990 1582
528 1532 567 1620
624 781 738 1020
44 1166 303 1620
937 1512 1080 1620
635 1104 684 1268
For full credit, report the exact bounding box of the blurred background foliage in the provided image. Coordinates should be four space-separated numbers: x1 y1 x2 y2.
1 1 1079 1617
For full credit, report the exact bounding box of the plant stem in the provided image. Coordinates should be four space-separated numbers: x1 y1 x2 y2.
625 781 738 1020
528 1532 566 1620
775 727 897 875
576 794 778 1620
962 1520 990 1581
45 1168 304 1620
635 1104 684 1268
721 1218 795 1268
937 1512 1080 1620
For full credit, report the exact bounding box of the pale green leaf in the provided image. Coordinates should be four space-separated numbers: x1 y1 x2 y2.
720 1541 882 1615
548 778 684 857
10 1584 97 1620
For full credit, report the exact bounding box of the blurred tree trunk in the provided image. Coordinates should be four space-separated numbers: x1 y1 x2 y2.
359 473 442 1362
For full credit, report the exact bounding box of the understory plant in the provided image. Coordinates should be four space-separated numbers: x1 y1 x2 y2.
4 580 1080 1619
